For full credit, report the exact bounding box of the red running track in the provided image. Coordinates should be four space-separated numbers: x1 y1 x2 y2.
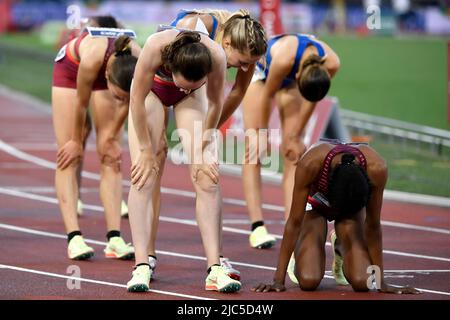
0 90 449 300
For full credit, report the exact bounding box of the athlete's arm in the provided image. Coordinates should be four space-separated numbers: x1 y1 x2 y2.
204 43 226 150
110 42 142 136
56 38 105 169
73 40 105 143
256 46 293 125
253 150 320 292
365 152 420 294
217 64 255 128
130 34 162 152
129 32 164 189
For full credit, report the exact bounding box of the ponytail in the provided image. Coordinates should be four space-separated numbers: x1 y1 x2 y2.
341 153 355 165
161 31 201 65
297 54 330 102
109 35 137 92
161 31 212 82
114 35 132 57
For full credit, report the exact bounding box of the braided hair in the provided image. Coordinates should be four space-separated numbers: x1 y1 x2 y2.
219 10 267 57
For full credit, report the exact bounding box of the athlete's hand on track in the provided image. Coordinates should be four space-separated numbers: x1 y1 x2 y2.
57 140 83 169
379 283 422 294
251 282 286 293
131 148 158 190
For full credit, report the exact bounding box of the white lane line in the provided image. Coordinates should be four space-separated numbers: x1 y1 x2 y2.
0 163 49 169
1 223 450 296
384 270 450 273
2 186 98 194
0 264 214 300
1 139 449 236
414 289 450 296
1 187 449 263
380 221 450 235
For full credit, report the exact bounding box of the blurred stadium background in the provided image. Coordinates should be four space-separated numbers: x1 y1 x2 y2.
0 0 449 197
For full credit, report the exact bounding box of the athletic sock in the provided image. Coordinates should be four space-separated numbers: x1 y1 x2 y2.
251 221 264 231
106 230 121 241
67 231 82 243
207 264 221 274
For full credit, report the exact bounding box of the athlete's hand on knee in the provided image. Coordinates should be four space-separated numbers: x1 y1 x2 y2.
131 148 158 190
282 136 303 163
251 282 285 293
379 283 422 294
153 135 168 168
57 140 83 169
192 162 219 184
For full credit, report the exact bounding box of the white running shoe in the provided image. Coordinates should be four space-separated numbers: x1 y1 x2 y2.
127 265 151 292
67 235 94 260
104 236 135 260
220 257 241 281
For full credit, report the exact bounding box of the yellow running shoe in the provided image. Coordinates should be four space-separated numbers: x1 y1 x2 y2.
287 253 299 284
104 236 135 260
249 226 276 249
67 235 94 260
205 265 241 293
77 199 83 216
121 200 128 218
127 265 151 292
330 230 349 286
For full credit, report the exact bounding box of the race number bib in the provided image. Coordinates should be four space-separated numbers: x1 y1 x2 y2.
87 27 137 38
54 44 67 62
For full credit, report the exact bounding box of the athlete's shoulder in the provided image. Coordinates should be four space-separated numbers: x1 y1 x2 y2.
299 143 329 171
358 144 387 180
269 35 298 65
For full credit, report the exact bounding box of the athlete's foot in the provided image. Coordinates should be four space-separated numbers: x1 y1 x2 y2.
127 265 151 292
205 265 241 293
67 235 94 260
249 226 276 249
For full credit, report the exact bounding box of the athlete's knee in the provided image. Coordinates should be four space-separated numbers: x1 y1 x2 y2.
298 272 322 291
100 153 122 172
132 176 157 193
347 272 370 292
281 140 305 164
98 139 122 172
193 170 219 194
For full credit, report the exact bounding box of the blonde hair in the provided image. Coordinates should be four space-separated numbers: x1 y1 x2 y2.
194 9 267 57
